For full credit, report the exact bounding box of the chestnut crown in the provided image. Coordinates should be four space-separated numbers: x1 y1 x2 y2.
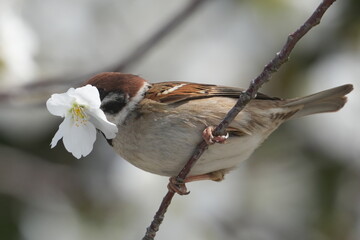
85 72 149 115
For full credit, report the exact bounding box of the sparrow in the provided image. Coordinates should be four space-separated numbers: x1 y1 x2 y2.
85 72 353 193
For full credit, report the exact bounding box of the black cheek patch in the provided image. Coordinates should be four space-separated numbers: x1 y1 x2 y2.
100 91 129 115
101 99 126 114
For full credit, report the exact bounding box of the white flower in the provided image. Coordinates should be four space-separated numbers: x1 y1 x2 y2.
46 85 118 159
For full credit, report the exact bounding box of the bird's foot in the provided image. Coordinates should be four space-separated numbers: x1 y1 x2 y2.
167 171 227 195
167 177 190 195
202 126 229 145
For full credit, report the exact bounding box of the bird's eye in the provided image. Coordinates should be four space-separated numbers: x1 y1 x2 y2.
100 91 129 114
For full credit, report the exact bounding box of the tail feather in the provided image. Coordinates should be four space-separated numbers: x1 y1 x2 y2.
283 84 353 118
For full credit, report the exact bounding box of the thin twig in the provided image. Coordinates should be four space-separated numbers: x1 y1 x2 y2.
142 0 338 239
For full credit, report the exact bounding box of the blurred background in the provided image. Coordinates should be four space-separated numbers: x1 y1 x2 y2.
0 0 359 239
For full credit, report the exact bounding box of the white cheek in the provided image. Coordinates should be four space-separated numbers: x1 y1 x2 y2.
113 108 131 126
108 82 151 126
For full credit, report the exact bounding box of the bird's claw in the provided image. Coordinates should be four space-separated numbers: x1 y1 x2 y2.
167 177 190 195
202 126 229 145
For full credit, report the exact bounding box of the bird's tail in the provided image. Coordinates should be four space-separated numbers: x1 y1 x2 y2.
283 84 353 118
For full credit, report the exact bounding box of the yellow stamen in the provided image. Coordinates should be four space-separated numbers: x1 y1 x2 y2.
70 103 88 126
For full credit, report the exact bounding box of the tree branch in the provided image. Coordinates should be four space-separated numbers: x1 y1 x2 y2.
142 0 338 239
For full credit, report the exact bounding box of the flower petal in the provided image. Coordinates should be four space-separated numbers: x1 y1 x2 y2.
50 119 67 148
71 85 101 108
46 91 75 117
88 108 118 139
47 85 112 158
61 117 97 159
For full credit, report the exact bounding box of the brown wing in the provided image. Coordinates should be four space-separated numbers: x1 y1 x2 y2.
145 81 281 104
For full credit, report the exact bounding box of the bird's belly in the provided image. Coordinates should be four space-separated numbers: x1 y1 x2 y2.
109 96 287 177
113 124 264 177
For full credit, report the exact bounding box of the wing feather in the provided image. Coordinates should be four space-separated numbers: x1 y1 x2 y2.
146 82 281 104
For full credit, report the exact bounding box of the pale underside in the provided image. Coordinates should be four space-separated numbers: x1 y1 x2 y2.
110 97 292 177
